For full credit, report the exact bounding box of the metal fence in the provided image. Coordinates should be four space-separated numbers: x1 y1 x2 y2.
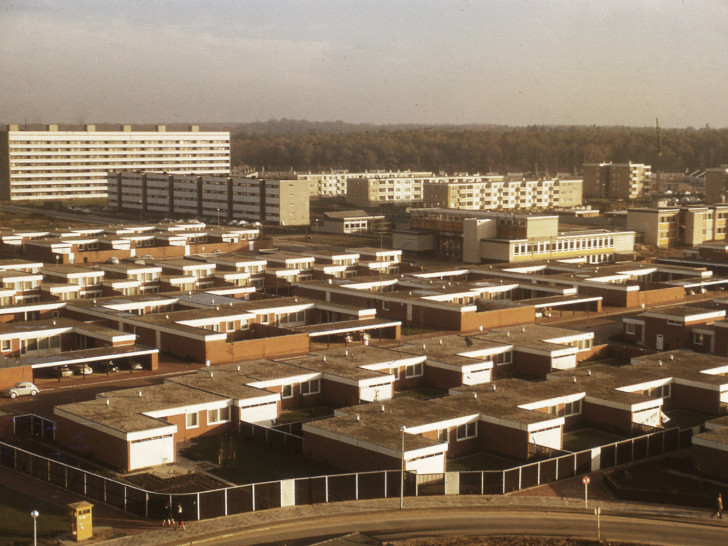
0 425 693 521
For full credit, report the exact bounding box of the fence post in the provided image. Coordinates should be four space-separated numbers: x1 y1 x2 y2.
481 471 484 495
124 486 127 512
502 470 506 495
252 483 256 511
325 475 329 503
537 461 541 485
224 488 228 516
518 467 522 491
104 480 107 502
631 439 635 462
384 471 387 498
145 492 149 519
197 492 201 521
83 472 87 496
355 473 359 501
65 466 68 489
47 460 50 482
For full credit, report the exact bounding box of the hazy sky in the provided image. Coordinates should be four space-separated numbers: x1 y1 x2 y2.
1 0 727 127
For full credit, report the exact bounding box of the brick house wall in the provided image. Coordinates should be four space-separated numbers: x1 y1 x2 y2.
303 430 400 472
54 415 130 470
582 401 633 435
670 383 722 415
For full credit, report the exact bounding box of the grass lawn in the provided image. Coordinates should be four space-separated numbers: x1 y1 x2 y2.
448 451 519 471
0 485 69 545
562 428 626 452
181 434 341 485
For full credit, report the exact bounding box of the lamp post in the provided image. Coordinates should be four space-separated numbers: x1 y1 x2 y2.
216 208 221 227
400 425 406 510
138 199 142 223
30 510 39 546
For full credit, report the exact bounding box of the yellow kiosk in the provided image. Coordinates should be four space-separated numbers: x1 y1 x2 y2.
68 501 93 542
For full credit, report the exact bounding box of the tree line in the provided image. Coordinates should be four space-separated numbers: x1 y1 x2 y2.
230 121 728 175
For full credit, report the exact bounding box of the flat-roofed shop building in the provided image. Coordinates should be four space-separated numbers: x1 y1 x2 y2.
0 124 230 201
399 208 635 264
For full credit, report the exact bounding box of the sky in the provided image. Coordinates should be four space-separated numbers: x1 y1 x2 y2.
1 0 727 128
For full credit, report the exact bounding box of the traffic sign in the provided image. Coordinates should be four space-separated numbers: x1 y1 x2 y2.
582 476 591 485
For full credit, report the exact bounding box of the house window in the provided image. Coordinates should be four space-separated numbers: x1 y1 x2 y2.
208 407 231 424
456 422 477 440
226 321 235 331
282 384 293 399
495 351 512 366
626 323 636 335
438 428 449 442
693 333 704 345
666 320 681 326
564 400 582 416
185 412 199 429
382 301 390 311
0 340 10 352
391 367 400 380
301 379 320 395
405 363 423 378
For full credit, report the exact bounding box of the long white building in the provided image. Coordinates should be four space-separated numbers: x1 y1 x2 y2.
108 171 310 226
0 124 230 201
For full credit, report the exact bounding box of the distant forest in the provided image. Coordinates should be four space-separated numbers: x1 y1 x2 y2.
228 120 728 175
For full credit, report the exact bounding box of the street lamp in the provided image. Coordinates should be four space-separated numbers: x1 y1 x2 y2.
30 510 39 546
400 425 407 510
216 208 221 227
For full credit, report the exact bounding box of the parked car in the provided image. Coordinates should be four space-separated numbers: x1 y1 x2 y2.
96 361 119 374
128 360 143 370
73 364 93 375
53 365 74 378
4 382 39 398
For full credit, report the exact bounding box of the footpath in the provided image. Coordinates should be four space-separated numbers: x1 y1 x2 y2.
3 465 725 545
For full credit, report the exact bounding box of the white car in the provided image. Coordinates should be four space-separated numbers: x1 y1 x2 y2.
4 382 39 398
74 364 93 375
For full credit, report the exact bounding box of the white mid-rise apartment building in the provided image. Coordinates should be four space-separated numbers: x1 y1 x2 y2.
0 124 230 201
424 177 583 211
296 170 435 198
108 172 310 226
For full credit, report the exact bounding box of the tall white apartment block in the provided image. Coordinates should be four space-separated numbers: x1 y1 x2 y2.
0 124 230 201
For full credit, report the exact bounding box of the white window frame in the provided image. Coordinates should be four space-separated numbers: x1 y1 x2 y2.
405 362 423 378
456 422 477 441
301 379 320 396
625 323 636 335
185 412 199 429
281 384 293 399
207 407 231 424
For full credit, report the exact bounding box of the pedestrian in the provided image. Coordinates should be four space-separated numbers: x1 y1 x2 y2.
712 492 723 519
162 503 174 527
175 503 186 530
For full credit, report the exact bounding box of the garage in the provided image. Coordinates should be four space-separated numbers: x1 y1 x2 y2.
128 433 175 470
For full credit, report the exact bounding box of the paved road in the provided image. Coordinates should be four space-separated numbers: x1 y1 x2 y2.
104 496 728 546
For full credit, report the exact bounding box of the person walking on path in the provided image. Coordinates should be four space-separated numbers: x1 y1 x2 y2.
175 503 186 530
162 503 174 527
712 493 723 519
